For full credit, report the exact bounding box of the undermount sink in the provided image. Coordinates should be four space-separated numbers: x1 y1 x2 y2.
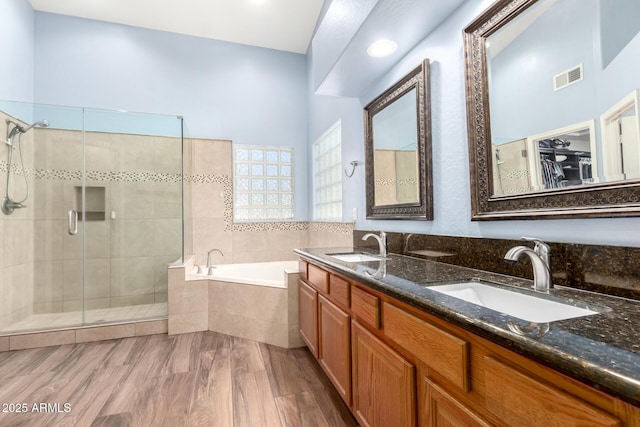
328 252 381 263
429 281 608 323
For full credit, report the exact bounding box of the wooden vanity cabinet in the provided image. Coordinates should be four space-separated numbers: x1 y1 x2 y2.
299 265 353 406
297 259 638 427
352 319 416 427
318 295 351 405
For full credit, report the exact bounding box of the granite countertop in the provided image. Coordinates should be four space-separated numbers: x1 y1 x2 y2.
294 247 640 407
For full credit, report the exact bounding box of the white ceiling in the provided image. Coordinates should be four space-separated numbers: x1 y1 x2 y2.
27 0 325 54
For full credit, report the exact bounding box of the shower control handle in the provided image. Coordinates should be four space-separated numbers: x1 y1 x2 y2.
68 210 78 235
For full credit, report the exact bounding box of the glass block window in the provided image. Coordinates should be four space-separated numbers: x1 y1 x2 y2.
234 145 294 221
313 123 343 221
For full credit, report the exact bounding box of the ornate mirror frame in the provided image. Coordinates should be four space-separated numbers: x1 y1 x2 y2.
364 59 433 220
464 0 640 220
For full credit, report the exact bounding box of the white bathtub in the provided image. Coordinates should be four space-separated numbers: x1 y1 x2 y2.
191 260 299 288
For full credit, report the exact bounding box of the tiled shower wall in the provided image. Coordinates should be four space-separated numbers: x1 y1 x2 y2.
188 138 353 265
32 128 182 313
0 112 35 329
0 117 184 325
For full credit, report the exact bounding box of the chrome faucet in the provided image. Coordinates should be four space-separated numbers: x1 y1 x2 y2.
206 248 224 275
504 237 552 293
404 233 414 254
362 230 387 258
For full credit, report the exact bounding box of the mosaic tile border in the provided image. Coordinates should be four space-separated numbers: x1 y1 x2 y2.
375 178 418 186
0 161 35 178
1 161 182 183
186 173 354 233
230 221 309 232
184 175 231 185
2 163 354 233
308 221 354 234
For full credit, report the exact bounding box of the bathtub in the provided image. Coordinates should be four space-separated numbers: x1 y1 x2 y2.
191 260 298 288
175 259 305 348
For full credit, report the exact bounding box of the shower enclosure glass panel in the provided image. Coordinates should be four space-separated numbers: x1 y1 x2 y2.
0 100 183 334
1 101 85 332
82 108 183 325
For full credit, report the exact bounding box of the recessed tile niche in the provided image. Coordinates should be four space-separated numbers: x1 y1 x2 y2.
75 186 106 220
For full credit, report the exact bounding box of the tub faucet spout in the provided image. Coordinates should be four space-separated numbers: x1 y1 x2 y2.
207 248 224 275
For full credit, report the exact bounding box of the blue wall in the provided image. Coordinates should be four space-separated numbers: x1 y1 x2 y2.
490 0 598 142
599 0 640 68
308 0 640 247
30 12 309 220
0 0 35 102
4 0 640 245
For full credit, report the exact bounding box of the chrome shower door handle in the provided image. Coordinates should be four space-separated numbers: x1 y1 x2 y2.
68 210 78 235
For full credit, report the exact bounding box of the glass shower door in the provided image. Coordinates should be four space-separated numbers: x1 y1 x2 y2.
0 101 87 333
0 100 181 335
82 108 182 324
34 104 86 329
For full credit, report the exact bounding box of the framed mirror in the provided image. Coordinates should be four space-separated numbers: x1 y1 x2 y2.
464 0 640 219
364 59 433 220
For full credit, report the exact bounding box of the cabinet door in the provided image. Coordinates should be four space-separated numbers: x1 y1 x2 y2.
352 320 416 427
485 356 620 427
298 280 318 358
423 380 491 427
318 295 351 405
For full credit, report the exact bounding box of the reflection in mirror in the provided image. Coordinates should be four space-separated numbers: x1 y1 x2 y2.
364 60 432 220
464 0 640 219
372 87 419 206
487 0 640 197
493 121 596 195
601 90 640 181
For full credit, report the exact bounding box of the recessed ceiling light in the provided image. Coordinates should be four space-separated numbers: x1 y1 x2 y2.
367 40 397 58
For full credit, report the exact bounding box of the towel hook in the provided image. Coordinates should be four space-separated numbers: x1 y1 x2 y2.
344 160 361 178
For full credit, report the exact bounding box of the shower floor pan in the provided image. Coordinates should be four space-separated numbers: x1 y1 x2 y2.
0 302 167 334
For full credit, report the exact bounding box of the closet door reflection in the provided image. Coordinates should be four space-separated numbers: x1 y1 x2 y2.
601 90 640 181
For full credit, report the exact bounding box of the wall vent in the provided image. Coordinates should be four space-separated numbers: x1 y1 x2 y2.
554 64 583 91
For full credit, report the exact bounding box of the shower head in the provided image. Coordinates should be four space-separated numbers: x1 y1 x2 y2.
6 119 50 141
21 120 50 133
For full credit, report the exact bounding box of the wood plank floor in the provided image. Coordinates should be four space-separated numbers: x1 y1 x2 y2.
0 331 358 427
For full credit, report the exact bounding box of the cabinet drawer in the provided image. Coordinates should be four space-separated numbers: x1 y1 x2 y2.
484 356 620 427
383 303 469 391
307 264 329 294
298 259 308 281
351 286 380 329
424 379 491 427
329 274 350 308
